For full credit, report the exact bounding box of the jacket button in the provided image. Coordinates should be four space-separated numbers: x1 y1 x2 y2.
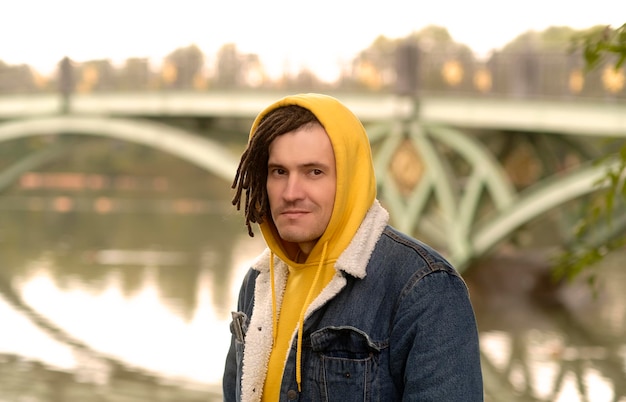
287 389 298 400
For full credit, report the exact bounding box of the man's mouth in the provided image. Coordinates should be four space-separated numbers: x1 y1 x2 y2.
280 209 308 218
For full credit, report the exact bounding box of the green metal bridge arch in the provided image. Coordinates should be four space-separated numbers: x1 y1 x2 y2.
0 116 239 183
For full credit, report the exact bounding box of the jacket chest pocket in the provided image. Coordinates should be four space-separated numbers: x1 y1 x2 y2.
310 326 383 402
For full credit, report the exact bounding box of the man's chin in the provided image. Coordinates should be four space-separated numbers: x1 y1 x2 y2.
276 226 312 244
277 232 307 244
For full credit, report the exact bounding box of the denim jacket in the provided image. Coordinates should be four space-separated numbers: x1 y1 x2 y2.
223 201 483 401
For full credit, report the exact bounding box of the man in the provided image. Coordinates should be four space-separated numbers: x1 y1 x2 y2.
223 93 483 401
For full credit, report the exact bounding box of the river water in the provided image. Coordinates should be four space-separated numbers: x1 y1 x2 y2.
0 173 624 401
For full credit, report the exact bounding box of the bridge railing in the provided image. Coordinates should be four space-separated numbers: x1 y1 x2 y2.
416 50 625 100
1 49 625 102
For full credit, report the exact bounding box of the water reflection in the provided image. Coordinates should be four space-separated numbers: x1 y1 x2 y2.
466 252 626 401
1 198 625 401
0 199 265 401
1 199 245 313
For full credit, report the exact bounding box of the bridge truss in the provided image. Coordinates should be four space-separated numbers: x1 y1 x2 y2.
367 114 625 271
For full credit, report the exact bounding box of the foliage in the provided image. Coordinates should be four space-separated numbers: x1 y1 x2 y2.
502 26 579 52
164 44 205 89
570 23 626 70
0 61 40 93
553 24 626 285
553 150 626 285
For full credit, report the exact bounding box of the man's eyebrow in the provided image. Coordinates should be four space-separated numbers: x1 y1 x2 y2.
267 161 330 169
300 162 330 169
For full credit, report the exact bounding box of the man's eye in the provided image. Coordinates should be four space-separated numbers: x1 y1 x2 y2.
312 169 323 175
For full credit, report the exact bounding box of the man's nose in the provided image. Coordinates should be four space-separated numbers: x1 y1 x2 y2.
283 175 304 201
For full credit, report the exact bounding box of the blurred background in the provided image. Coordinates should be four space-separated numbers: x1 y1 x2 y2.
0 1 625 401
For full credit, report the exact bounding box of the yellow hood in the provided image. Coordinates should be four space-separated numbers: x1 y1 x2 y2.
245 93 378 398
249 93 377 265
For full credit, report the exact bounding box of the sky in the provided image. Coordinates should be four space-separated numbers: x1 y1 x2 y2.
2 0 625 81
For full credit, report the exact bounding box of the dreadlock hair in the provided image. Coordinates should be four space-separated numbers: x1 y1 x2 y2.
232 105 321 237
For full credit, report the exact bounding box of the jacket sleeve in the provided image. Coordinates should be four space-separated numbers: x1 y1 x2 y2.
390 269 484 401
222 268 259 402
222 331 238 402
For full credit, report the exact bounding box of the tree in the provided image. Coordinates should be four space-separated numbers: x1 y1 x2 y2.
75 59 116 92
118 58 151 91
495 27 584 98
0 61 38 93
163 44 205 89
351 34 399 91
345 26 475 93
554 24 626 285
213 43 243 89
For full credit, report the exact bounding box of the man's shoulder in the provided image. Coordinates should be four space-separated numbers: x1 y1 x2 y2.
374 225 459 276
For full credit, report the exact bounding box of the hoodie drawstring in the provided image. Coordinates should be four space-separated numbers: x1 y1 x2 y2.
295 241 328 392
269 252 278 344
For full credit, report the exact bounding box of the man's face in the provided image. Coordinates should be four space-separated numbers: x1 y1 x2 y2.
266 123 336 256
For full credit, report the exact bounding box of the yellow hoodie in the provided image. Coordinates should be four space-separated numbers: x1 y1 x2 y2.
247 94 377 400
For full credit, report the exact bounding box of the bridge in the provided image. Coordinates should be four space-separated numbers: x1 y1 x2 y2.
1 90 625 271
